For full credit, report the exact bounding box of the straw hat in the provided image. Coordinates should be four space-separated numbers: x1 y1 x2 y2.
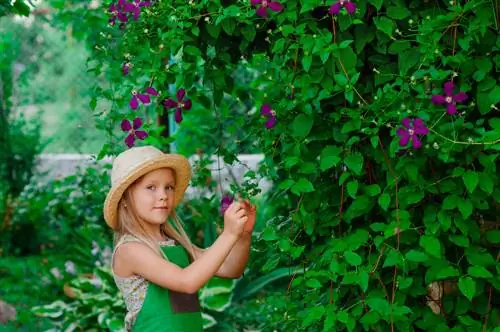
103 145 191 229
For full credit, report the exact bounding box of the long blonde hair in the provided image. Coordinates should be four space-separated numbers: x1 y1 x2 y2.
113 170 196 262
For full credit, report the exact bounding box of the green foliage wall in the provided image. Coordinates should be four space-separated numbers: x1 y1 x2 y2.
47 0 500 330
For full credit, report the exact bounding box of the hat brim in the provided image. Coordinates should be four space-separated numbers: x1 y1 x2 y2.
103 154 191 229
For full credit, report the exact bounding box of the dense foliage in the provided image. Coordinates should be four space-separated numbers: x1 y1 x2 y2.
6 0 500 330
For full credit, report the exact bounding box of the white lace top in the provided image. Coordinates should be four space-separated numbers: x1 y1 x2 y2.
111 234 177 331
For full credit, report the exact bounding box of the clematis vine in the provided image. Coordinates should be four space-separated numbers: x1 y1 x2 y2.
129 87 158 110
124 0 152 20
121 117 148 148
162 89 192 124
431 81 468 115
329 0 356 15
251 0 283 17
261 104 277 129
108 0 128 26
220 194 234 216
396 117 429 149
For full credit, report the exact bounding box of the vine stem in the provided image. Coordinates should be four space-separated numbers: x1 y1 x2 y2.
377 136 400 332
482 251 500 331
429 128 500 145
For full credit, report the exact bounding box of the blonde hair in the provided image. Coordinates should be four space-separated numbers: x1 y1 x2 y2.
113 169 196 262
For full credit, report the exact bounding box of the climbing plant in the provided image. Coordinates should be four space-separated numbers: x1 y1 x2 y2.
49 0 500 330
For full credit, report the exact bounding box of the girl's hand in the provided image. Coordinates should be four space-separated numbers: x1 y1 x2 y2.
223 201 248 237
242 200 256 234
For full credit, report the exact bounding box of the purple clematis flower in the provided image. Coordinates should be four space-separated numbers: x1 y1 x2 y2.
329 0 356 15
130 87 158 110
261 104 277 129
124 0 152 20
162 89 192 124
121 117 148 148
251 0 283 17
220 194 234 216
431 81 468 115
396 117 429 149
108 0 128 26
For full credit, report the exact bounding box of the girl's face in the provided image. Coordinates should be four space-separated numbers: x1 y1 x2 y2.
130 168 176 226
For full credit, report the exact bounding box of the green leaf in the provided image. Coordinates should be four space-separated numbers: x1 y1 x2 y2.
463 171 479 193
368 0 383 10
221 19 236 35
374 17 395 36
292 114 313 138
378 193 391 211
359 271 369 292
399 49 420 75
302 55 312 72
478 173 494 194
306 278 322 288
458 199 473 219
13 0 30 16
420 235 441 258
365 184 381 197
347 180 358 198
436 266 459 279
467 266 493 279
291 178 315 195
387 6 411 19
320 146 342 171
443 195 459 210
334 74 349 86
366 298 390 314
488 86 500 104
406 250 428 262
344 251 362 266
486 230 500 244
344 153 364 176
458 277 476 302
450 235 470 247
241 25 256 41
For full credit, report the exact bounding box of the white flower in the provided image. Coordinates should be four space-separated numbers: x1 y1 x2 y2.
65 261 76 275
90 276 102 289
433 142 440 150
50 267 62 280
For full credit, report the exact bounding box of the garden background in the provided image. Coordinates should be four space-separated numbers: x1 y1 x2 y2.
1 0 499 331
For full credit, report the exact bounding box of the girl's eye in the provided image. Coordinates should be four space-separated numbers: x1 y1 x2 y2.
165 186 174 191
147 185 155 190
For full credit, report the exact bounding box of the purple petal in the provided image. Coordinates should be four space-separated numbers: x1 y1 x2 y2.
122 64 130 75
137 94 151 104
135 130 148 140
444 81 455 96
268 2 283 12
133 117 142 129
109 4 116 12
121 119 132 132
402 118 412 129
256 7 268 17
396 128 408 137
117 12 128 23
251 0 262 6
399 134 410 147
220 195 234 215
411 135 422 149
413 119 429 135
329 3 342 15
109 17 116 25
453 92 468 103
265 116 277 129
124 3 135 12
140 1 151 7
133 8 140 20
145 87 158 96
118 0 126 9
344 1 356 14
174 108 183 123
446 104 457 115
261 104 273 116
431 95 446 104
130 95 138 110
125 133 135 148
163 99 177 109
177 89 186 101
183 99 192 110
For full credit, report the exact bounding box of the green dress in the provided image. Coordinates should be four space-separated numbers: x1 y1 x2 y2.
112 236 203 332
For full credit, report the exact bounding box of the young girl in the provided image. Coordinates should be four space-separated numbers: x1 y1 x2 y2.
103 145 255 331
